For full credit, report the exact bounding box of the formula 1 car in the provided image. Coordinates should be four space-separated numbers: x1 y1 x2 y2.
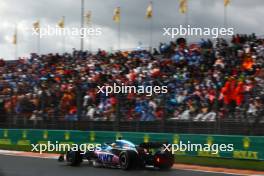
58 139 174 170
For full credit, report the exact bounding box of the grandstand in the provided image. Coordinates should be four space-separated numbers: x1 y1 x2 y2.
0 34 263 135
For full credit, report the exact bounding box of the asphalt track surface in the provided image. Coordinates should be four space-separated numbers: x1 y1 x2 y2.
0 155 244 176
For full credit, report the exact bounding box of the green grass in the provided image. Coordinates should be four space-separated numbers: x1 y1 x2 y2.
0 145 64 154
0 144 31 151
175 155 264 171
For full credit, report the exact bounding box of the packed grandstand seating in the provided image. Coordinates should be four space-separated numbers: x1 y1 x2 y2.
0 34 263 123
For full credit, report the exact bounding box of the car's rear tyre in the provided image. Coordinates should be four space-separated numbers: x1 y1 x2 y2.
153 151 174 170
66 151 82 166
119 150 138 170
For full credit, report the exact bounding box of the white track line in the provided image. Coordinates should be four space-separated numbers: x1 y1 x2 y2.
0 150 58 159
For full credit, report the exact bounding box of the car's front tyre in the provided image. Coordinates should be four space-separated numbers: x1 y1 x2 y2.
66 151 83 166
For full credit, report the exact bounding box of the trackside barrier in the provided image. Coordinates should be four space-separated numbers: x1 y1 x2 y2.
0 129 263 161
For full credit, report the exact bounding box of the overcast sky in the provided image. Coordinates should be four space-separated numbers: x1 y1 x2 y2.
0 0 264 60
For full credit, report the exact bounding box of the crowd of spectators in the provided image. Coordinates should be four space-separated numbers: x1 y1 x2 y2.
0 33 263 123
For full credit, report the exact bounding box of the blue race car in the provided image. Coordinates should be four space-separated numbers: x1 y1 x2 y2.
58 139 174 170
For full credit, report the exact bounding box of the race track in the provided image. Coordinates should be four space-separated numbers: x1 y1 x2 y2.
0 155 242 176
